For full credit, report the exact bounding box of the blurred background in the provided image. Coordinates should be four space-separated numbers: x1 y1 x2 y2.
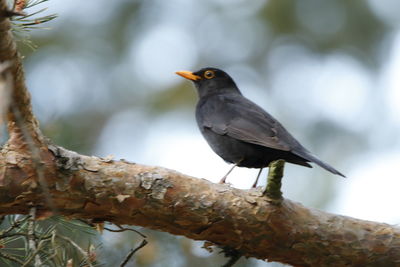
9 0 400 266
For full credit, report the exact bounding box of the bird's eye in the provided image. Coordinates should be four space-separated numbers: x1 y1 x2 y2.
204 70 215 79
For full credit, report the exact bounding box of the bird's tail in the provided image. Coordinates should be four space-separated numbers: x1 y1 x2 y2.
293 151 346 178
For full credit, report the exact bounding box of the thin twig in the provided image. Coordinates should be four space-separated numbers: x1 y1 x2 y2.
119 239 148 267
0 215 30 237
104 224 147 238
79 218 147 238
27 207 42 267
27 208 37 251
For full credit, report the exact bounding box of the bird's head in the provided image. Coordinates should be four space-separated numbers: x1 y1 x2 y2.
176 67 240 98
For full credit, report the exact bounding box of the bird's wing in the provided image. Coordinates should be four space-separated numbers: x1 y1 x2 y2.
200 95 305 152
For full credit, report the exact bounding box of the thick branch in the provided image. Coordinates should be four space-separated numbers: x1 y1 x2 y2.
0 145 399 266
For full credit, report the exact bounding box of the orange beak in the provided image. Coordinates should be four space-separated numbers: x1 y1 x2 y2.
175 70 201 81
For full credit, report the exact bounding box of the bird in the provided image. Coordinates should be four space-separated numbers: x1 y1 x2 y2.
176 67 345 187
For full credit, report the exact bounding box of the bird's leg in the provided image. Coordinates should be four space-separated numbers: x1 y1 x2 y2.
219 164 237 184
252 168 263 188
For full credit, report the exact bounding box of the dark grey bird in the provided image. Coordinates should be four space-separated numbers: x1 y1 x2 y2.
176 67 345 187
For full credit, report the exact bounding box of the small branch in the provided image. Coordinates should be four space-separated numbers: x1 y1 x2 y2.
27 208 36 250
0 215 29 239
105 224 147 238
27 207 42 267
120 239 148 267
77 219 147 238
263 159 285 203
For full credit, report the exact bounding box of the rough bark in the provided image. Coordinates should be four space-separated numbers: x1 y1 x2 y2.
1 146 400 266
1 1 400 266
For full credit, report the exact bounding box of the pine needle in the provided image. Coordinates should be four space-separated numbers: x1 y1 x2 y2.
10 0 57 49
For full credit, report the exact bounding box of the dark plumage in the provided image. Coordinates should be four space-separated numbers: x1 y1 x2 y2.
176 67 345 186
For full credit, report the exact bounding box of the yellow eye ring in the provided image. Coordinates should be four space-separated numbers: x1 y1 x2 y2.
204 70 215 79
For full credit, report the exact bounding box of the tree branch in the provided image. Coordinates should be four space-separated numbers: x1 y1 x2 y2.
1 0 56 216
0 0 43 144
0 145 399 266
26 207 43 267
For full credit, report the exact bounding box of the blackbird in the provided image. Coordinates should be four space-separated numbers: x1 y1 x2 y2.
176 67 345 187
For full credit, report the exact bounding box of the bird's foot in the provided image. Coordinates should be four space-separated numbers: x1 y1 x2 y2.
219 176 227 184
219 164 237 184
251 168 263 188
